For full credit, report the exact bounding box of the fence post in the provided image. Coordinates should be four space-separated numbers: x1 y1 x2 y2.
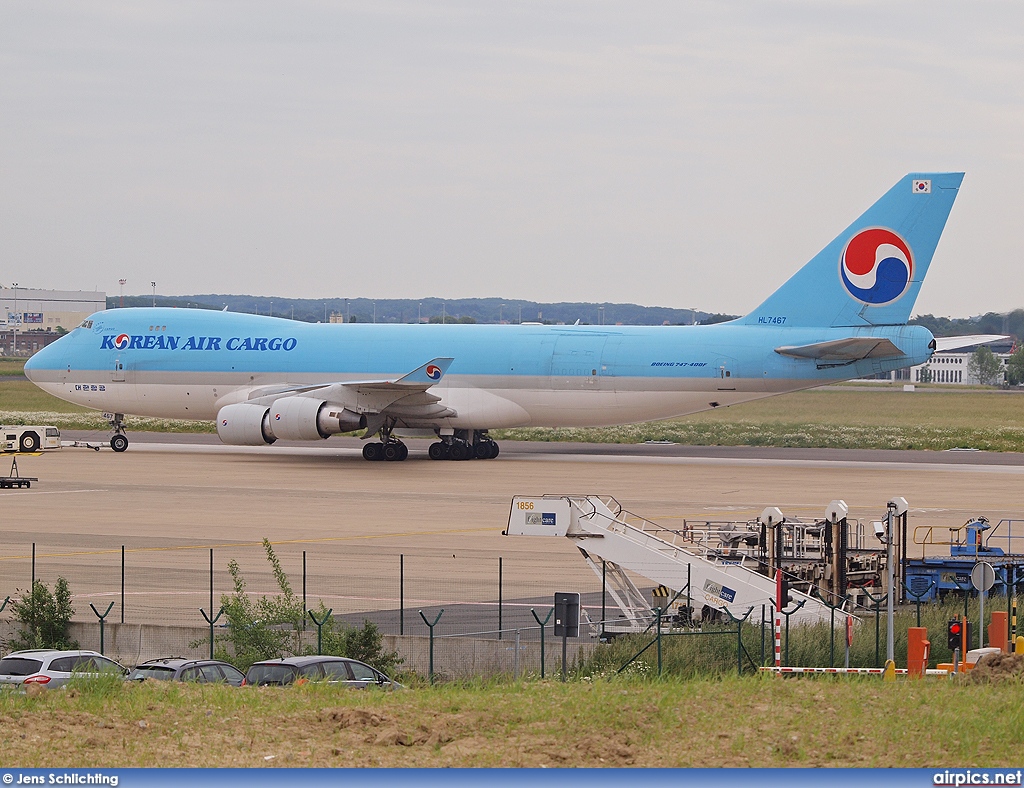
811 589 850 668
861 588 888 667
199 606 223 660
498 557 503 641
531 607 553 679
760 604 766 666
950 575 972 623
601 560 606 640
657 607 664 676
419 609 444 684
779 599 806 666
902 581 935 627
400 554 405 636
723 606 754 676
89 602 114 655
1007 564 1015 646
121 545 125 624
302 551 307 631
208 547 214 626
308 607 333 654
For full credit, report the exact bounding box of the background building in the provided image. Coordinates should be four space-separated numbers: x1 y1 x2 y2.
0 286 105 356
861 336 1014 386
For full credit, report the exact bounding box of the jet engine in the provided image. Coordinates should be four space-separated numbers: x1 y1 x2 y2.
267 396 365 441
216 398 365 445
216 402 276 445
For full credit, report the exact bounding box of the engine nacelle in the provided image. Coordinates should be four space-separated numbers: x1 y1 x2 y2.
269 396 365 441
216 402 276 445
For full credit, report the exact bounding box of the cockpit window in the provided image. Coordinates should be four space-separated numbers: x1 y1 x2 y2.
79 320 93 329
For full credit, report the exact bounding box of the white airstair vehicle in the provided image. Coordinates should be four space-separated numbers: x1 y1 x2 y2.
505 494 853 634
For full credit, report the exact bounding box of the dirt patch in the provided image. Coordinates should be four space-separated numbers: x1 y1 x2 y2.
969 653 1024 683
320 708 389 729
318 706 458 750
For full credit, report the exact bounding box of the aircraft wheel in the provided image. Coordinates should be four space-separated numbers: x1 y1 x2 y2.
383 443 401 462
397 443 409 461
362 442 381 461
428 442 447 460
474 441 492 460
110 434 129 453
488 441 500 459
449 442 469 461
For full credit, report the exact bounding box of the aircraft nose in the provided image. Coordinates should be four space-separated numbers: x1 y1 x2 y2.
23 338 63 383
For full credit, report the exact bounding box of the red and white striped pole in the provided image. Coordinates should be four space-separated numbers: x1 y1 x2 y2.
775 569 783 669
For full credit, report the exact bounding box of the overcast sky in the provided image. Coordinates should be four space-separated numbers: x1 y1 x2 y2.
1 1 1021 316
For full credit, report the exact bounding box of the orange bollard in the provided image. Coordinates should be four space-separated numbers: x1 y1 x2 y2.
907 627 930 678
990 612 1008 653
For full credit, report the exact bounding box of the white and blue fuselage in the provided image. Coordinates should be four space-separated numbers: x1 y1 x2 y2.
25 312 935 428
24 172 962 459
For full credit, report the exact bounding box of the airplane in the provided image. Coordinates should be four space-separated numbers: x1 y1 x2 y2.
25 172 963 461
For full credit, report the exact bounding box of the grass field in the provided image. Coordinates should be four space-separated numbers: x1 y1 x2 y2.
497 387 1024 451
0 673 1020 768
3 373 1024 450
0 357 28 377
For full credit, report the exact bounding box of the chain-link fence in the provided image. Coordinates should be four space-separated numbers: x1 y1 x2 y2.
0 538 636 642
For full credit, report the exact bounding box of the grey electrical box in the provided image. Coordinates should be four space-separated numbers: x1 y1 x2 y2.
554 592 580 637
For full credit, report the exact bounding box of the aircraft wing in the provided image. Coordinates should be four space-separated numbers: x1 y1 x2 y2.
931 335 1011 352
246 357 457 424
774 337 903 362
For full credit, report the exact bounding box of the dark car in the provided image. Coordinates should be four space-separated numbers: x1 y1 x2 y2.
127 658 245 686
244 655 398 689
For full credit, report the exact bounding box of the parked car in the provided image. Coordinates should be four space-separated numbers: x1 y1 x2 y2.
126 658 245 687
244 656 398 689
0 649 127 689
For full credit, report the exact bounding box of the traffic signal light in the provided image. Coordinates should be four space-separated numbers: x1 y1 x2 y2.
947 619 963 651
779 576 793 609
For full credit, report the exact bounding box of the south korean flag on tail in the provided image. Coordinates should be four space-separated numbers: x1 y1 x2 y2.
912 179 932 194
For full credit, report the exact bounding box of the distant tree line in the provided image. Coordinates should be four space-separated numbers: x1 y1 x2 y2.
911 310 1024 339
107 294 712 326
105 295 1024 337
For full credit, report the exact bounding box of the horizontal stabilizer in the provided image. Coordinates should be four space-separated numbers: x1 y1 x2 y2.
775 337 903 361
932 335 1011 353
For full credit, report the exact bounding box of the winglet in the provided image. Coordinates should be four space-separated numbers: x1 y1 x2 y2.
397 358 454 385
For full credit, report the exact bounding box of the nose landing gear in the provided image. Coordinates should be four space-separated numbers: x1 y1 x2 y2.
106 413 129 453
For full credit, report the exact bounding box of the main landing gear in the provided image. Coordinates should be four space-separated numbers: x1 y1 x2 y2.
359 426 500 462
428 430 499 461
107 413 129 453
362 440 409 462
361 420 409 462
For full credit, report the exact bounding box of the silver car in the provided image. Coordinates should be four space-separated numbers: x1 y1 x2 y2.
0 649 127 689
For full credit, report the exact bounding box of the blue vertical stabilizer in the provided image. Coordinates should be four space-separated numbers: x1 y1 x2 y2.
743 173 963 328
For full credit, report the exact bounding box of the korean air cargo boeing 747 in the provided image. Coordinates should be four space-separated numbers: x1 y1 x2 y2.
25 173 963 461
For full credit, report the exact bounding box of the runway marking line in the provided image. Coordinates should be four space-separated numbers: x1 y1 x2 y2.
0 526 493 562
0 488 108 497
